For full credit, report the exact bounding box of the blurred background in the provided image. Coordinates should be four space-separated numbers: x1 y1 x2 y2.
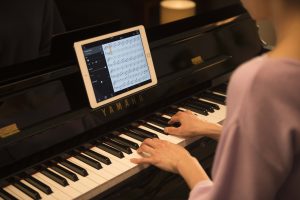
0 0 275 68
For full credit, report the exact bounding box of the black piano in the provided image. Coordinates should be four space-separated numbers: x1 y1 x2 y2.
0 4 263 200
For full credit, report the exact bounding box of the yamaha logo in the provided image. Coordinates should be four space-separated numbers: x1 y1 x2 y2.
100 94 144 117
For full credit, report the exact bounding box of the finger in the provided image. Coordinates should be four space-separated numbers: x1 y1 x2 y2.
138 143 155 154
130 157 154 165
164 126 180 135
185 110 194 115
142 138 160 147
168 114 181 124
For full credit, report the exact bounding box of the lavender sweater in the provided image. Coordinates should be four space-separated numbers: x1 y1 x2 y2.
189 55 300 200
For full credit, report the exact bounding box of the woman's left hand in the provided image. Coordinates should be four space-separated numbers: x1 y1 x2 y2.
130 138 193 173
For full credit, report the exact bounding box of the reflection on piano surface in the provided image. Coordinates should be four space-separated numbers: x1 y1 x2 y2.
0 4 264 200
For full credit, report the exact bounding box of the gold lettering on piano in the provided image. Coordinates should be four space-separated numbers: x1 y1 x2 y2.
131 97 137 105
116 102 123 111
100 94 144 117
101 108 107 117
139 95 144 102
125 99 130 108
109 106 115 114
191 56 204 65
0 123 20 138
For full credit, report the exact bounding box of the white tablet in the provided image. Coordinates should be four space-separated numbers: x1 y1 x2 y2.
74 25 157 109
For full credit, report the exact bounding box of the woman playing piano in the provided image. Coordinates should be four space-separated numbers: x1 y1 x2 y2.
131 0 300 199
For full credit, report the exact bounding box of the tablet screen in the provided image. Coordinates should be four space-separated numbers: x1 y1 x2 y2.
74 26 157 108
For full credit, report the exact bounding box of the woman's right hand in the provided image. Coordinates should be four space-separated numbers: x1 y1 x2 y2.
164 110 222 139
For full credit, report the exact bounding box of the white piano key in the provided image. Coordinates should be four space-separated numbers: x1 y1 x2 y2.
47 167 83 196
67 157 107 185
161 114 171 119
118 134 152 158
178 106 220 124
198 98 226 120
93 146 135 168
61 159 99 187
81 152 122 178
33 172 78 199
4 185 32 200
20 179 56 200
138 125 183 144
122 150 143 164
90 147 129 172
56 163 93 194
119 134 142 146
116 153 136 168
141 117 184 143
146 122 164 130
211 91 226 97
2 187 22 199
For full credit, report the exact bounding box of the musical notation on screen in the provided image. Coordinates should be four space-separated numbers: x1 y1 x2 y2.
102 35 151 92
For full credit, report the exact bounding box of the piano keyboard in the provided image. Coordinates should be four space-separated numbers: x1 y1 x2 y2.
0 85 227 200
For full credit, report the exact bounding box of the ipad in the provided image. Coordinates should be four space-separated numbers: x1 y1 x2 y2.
74 25 157 109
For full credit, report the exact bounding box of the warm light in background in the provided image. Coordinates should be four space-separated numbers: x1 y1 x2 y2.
160 0 196 24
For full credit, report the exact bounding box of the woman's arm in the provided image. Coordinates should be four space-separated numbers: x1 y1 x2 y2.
130 138 210 189
164 111 222 140
177 155 210 189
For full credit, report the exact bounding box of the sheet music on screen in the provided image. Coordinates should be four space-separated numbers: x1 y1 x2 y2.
82 30 152 103
102 35 150 92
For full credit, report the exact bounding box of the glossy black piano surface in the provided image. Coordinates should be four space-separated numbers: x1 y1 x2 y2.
0 4 264 200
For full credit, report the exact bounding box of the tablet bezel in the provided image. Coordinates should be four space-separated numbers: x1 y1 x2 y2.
74 25 157 109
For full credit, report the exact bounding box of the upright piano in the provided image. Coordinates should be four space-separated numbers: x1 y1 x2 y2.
0 4 264 200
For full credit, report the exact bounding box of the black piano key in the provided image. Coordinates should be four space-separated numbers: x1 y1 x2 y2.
40 168 69 187
83 149 111 165
161 107 179 116
147 116 169 128
24 175 53 195
73 152 102 170
209 91 226 103
180 103 208 116
132 127 160 138
109 134 139 150
198 91 226 105
13 180 41 200
150 114 181 128
59 159 88 177
153 114 170 124
0 188 18 200
103 137 132 154
126 126 159 139
195 98 220 110
51 164 78 182
186 99 215 112
96 142 124 158
212 83 227 95
120 129 147 142
136 120 166 135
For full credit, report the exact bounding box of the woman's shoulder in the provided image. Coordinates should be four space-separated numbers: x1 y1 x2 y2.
226 55 300 122
230 55 300 96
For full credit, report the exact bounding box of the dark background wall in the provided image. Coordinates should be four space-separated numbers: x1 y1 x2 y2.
0 0 240 68
54 0 240 31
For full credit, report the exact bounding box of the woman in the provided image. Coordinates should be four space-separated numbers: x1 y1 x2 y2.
131 0 300 199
